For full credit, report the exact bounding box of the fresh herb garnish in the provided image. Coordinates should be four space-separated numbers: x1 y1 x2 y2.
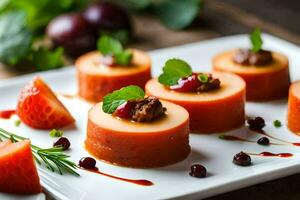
198 74 208 83
158 58 192 86
49 129 63 138
14 119 21 127
273 120 282 128
97 35 133 66
250 28 263 53
102 86 145 114
0 128 79 176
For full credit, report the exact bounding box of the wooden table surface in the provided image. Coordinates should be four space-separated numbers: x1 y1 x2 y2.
2 0 300 199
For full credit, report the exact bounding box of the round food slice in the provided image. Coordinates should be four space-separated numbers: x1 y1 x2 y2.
85 100 190 168
146 72 246 133
76 49 151 102
213 50 290 101
0 140 41 194
287 81 300 134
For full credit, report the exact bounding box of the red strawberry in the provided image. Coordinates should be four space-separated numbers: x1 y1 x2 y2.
0 140 42 194
17 77 75 129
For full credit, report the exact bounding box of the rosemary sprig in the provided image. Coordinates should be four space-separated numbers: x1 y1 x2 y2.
0 128 79 176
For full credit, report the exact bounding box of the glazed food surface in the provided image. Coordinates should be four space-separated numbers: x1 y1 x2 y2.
146 72 245 133
88 100 189 133
213 49 290 101
213 50 288 74
146 72 245 102
76 49 151 76
86 100 190 167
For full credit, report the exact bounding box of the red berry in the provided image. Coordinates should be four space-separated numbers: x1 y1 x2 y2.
170 74 200 92
189 164 207 178
53 137 71 150
114 101 136 119
79 157 96 169
233 152 252 166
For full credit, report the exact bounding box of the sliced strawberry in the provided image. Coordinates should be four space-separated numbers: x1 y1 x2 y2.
0 140 42 194
17 77 75 129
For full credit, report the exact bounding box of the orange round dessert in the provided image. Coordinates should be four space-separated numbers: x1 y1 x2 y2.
85 100 190 168
76 49 151 102
146 72 246 134
287 81 300 135
213 50 290 101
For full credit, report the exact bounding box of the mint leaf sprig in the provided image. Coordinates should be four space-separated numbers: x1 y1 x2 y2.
97 35 133 66
102 86 145 114
250 28 263 53
0 128 79 176
158 58 192 86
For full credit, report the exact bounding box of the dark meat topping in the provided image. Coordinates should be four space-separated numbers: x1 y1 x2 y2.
132 96 166 122
233 49 273 66
198 73 221 92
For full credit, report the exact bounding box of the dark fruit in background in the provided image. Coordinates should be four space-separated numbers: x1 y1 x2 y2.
83 2 132 33
46 13 96 57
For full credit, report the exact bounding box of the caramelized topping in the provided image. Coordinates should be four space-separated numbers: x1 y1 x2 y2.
197 73 221 92
132 96 166 122
114 96 166 122
233 49 273 66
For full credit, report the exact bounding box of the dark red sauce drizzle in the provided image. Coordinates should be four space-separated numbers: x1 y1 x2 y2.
248 152 293 158
0 110 16 119
82 167 153 186
252 130 300 147
219 135 254 143
219 135 279 145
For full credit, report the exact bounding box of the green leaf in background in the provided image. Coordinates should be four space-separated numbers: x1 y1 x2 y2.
97 35 123 56
32 47 64 71
158 58 192 86
153 0 203 30
0 0 91 32
250 28 263 52
0 11 32 65
112 0 150 10
102 86 145 114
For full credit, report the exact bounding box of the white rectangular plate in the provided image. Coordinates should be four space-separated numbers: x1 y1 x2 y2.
1 34 300 200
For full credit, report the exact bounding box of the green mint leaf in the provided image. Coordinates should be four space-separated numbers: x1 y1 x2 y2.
115 50 133 66
198 74 208 83
102 86 145 114
250 28 263 52
49 129 63 138
0 11 32 65
32 47 64 71
153 0 203 30
99 29 131 45
158 58 192 86
14 120 21 127
97 35 123 56
273 120 282 128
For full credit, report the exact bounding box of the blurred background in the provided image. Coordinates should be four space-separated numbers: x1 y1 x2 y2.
0 0 299 79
